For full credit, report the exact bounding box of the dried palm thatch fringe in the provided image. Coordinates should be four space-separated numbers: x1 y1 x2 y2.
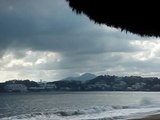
66 0 160 37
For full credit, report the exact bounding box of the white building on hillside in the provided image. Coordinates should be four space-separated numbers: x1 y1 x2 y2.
4 84 27 92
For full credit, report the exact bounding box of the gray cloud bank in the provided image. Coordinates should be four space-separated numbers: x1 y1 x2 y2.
0 0 159 81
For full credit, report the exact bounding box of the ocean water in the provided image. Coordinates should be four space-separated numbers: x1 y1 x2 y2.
1 92 160 120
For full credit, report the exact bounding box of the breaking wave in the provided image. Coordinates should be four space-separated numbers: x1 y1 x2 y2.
2 97 160 120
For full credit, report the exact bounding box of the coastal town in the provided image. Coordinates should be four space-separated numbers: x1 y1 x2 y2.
1 74 160 92
0 79 56 92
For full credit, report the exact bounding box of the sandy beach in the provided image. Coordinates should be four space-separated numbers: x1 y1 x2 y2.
130 114 160 120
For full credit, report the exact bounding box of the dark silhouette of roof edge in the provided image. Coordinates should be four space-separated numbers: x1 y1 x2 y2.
66 0 160 37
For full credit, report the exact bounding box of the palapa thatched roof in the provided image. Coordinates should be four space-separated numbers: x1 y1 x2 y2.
66 0 160 37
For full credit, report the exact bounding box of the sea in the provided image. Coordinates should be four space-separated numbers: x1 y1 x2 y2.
1 92 160 120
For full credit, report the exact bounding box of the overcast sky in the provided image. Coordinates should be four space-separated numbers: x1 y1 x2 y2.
0 0 160 82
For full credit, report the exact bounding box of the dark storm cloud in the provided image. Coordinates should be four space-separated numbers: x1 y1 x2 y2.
0 0 142 55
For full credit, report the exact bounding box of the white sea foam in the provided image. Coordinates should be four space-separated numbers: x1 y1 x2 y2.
2 106 160 120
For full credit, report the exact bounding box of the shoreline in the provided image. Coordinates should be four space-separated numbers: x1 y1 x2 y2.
130 114 160 120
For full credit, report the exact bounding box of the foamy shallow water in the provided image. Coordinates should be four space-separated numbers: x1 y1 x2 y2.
1 92 160 120
2 106 160 120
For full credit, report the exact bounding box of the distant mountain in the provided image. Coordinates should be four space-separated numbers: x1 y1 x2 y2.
52 75 160 91
63 73 96 81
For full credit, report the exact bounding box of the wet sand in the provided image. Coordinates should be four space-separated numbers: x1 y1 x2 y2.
130 114 160 120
